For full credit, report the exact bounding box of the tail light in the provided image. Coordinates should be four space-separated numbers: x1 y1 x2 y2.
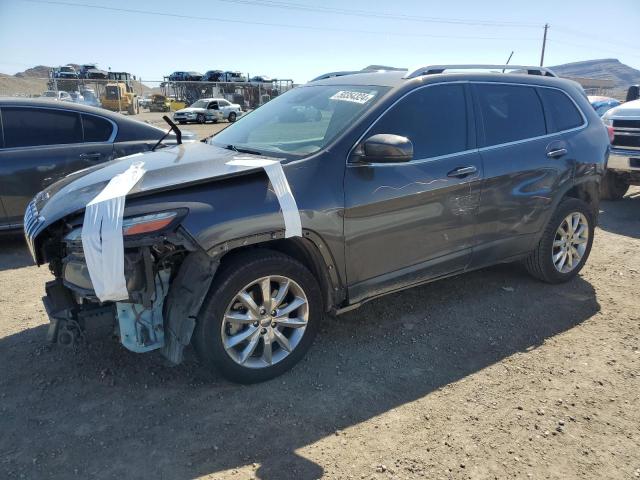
606 125 615 143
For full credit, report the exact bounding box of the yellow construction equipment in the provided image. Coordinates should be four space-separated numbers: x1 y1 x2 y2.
100 72 139 115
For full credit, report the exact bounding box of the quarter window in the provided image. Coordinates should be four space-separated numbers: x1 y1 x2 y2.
82 114 113 142
475 84 546 147
1 107 82 148
367 84 468 159
538 88 584 132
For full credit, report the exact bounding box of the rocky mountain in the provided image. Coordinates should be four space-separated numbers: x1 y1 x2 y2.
550 58 640 88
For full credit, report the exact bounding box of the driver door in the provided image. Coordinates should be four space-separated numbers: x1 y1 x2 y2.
207 101 219 121
343 83 482 303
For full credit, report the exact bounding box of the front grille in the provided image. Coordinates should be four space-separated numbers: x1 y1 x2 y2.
613 119 640 129
613 133 640 149
23 200 45 262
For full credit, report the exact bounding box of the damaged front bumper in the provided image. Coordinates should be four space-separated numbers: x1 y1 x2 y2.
40 224 218 364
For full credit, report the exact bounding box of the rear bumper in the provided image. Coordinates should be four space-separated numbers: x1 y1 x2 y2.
608 148 640 172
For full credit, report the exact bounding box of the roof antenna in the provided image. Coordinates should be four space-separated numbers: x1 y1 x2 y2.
502 51 514 73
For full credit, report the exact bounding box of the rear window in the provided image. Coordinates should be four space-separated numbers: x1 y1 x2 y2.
476 84 546 147
538 88 584 132
82 114 113 142
1 107 82 148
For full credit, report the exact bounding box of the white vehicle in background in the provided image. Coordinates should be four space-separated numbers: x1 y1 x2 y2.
173 98 242 124
41 90 73 102
601 92 640 199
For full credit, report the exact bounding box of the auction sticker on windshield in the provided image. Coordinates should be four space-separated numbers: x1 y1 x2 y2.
330 90 376 104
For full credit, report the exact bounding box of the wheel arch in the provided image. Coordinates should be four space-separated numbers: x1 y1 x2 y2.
210 231 345 313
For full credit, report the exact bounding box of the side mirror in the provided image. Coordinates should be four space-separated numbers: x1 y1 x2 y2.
353 134 413 163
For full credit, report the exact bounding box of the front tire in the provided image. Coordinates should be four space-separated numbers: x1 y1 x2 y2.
228 111 237 122
197 113 206 124
194 250 322 383
600 171 629 200
525 198 595 283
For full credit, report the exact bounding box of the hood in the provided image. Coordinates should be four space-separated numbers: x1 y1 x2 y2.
37 142 282 228
605 99 640 117
176 107 206 114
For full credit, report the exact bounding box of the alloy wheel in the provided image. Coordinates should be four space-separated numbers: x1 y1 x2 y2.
221 275 309 369
552 212 589 273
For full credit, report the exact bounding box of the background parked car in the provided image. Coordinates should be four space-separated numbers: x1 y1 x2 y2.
222 71 246 82
185 71 203 81
55 65 78 79
69 91 84 103
588 95 621 117
203 70 224 82
250 75 274 83
41 90 72 102
0 99 196 230
168 71 187 82
172 98 231 124
79 88 100 108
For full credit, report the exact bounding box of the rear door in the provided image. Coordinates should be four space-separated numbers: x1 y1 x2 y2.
470 82 576 267
0 107 114 224
344 83 482 303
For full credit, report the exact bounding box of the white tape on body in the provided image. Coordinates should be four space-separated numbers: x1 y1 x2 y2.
226 158 302 238
81 162 146 303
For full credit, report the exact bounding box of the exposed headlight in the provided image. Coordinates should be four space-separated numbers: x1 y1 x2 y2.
64 211 180 241
122 211 178 236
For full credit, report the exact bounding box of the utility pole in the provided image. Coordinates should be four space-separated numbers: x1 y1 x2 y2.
540 23 549 67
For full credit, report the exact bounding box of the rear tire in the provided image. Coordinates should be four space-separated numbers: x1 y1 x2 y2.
600 171 629 200
524 198 595 283
194 250 322 384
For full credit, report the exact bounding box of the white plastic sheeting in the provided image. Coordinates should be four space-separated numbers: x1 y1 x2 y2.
81 162 146 302
226 158 302 238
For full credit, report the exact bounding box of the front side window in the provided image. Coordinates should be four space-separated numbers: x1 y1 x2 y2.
367 84 468 159
1 107 82 148
476 84 546 147
211 85 389 157
538 88 584 131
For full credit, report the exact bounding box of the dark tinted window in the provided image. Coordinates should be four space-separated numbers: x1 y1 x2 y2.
368 84 467 159
476 84 546 146
2 107 82 148
82 114 113 142
538 88 584 132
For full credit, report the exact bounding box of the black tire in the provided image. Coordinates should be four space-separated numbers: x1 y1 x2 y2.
228 111 237 122
600 171 629 200
197 113 206 124
524 198 595 284
178 120 186 125
193 250 323 383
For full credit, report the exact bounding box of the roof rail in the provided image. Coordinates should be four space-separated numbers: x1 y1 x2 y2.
311 66 408 82
403 64 557 79
311 70 363 82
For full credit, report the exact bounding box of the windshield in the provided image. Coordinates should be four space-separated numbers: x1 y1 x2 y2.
42 91 57 97
190 100 209 108
210 85 389 156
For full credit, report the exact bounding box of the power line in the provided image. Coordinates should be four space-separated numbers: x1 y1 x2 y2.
20 0 540 41
216 0 542 28
552 26 637 51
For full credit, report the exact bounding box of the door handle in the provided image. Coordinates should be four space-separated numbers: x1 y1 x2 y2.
546 148 568 159
79 152 102 161
447 165 477 178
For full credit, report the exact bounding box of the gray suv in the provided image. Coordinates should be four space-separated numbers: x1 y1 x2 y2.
25 65 609 383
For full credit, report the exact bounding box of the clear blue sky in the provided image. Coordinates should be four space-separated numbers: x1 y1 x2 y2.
1 0 638 84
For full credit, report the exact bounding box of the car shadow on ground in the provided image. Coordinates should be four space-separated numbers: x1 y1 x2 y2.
0 234 34 272
0 263 600 480
598 189 640 239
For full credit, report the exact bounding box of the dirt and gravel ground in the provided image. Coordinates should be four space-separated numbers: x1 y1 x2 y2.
1 185 639 479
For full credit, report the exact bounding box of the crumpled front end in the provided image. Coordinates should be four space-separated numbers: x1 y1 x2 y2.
30 205 217 365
